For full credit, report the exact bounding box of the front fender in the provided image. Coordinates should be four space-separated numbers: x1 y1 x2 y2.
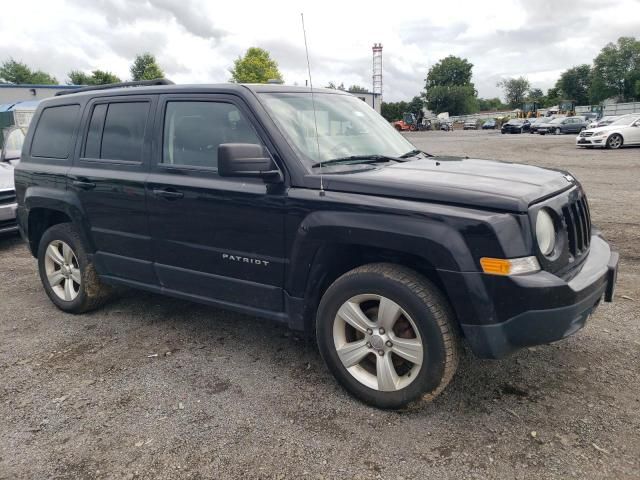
286 210 474 298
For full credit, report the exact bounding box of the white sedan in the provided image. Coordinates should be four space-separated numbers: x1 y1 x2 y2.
576 114 640 149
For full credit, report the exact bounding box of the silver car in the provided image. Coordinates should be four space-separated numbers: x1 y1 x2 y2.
0 127 24 235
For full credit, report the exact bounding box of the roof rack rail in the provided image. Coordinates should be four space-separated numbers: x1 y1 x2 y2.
55 78 175 96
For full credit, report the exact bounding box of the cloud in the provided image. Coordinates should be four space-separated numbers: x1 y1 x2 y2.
69 0 226 41
0 0 638 101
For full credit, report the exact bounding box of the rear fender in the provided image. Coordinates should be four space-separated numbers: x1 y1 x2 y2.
23 186 95 254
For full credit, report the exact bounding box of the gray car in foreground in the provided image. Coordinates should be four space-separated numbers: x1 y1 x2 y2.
0 127 24 234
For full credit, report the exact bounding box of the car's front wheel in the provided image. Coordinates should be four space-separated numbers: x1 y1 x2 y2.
606 134 623 149
37 223 112 313
316 263 459 409
555 127 561 135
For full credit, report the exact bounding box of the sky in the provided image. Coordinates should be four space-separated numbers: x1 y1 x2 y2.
1 0 639 101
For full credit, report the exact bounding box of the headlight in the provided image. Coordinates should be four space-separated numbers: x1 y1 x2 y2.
536 209 556 256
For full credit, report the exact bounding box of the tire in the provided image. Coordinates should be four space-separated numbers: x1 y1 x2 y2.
316 263 459 409
555 127 561 135
606 134 623 149
37 223 111 313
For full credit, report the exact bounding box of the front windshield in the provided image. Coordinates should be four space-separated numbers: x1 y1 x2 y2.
549 118 565 124
259 92 415 168
610 115 638 126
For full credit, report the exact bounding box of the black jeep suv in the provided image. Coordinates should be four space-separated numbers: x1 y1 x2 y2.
15 81 618 409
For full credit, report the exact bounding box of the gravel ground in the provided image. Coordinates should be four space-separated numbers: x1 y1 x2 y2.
1 130 639 479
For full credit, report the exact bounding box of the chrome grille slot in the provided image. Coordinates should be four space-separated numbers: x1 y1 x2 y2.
0 190 16 205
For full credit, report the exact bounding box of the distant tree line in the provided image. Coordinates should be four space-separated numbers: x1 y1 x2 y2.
382 35 640 121
2 36 638 122
0 47 287 87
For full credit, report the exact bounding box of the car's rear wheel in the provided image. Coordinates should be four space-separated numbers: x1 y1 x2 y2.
38 223 112 313
316 263 459 409
606 134 623 149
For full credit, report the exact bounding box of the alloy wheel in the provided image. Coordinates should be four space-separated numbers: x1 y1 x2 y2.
44 240 81 301
607 134 622 149
332 294 423 392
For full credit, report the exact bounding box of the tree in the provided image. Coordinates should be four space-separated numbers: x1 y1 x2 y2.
326 81 345 90
130 53 165 81
68 69 121 85
527 88 545 102
0 59 57 84
477 97 507 111
347 85 368 93
230 47 282 84
497 76 530 107
555 65 591 105
545 86 561 107
590 36 640 102
407 96 424 115
381 101 408 122
424 56 478 115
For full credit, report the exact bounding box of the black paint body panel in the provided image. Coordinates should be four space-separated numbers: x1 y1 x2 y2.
14 84 618 358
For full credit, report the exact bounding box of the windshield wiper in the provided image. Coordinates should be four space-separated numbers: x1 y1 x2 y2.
310 154 401 169
399 149 433 158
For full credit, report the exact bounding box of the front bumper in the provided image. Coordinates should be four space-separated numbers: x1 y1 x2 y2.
0 202 18 234
576 135 606 147
455 235 618 359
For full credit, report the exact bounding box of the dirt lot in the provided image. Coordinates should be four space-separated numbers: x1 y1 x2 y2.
1 130 638 479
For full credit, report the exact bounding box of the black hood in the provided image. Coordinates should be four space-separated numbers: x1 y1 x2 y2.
318 156 575 212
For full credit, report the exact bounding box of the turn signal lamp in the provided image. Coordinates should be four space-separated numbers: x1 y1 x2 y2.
480 256 540 276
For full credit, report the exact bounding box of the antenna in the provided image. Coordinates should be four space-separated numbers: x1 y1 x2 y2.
301 12 324 195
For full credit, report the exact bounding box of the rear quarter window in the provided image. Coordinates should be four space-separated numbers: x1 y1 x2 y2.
31 104 80 159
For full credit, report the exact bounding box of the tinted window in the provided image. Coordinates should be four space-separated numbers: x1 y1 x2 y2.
101 102 149 162
31 105 80 159
163 101 261 169
84 104 107 158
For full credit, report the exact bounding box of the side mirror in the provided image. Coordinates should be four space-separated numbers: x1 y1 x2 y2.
218 143 281 181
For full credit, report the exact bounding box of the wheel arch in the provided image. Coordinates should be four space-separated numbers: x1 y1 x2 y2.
286 211 476 332
23 187 94 257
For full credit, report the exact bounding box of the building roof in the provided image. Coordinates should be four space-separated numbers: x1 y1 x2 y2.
0 100 41 112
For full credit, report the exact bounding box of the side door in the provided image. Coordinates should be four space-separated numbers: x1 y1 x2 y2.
68 95 158 285
627 118 640 144
146 94 287 315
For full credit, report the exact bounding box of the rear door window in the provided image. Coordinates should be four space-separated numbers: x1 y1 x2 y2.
31 104 80 159
100 102 150 162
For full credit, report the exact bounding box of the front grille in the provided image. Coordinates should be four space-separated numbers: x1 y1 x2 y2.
562 193 591 259
580 131 593 137
0 189 16 205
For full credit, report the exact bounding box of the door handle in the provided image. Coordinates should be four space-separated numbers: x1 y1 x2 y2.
152 188 184 199
72 180 96 190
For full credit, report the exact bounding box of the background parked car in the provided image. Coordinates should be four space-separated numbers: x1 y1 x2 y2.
463 120 478 130
501 119 530 134
538 117 588 135
577 114 640 149
482 119 497 129
0 127 24 235
528 117 549 134
588 115 618 129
